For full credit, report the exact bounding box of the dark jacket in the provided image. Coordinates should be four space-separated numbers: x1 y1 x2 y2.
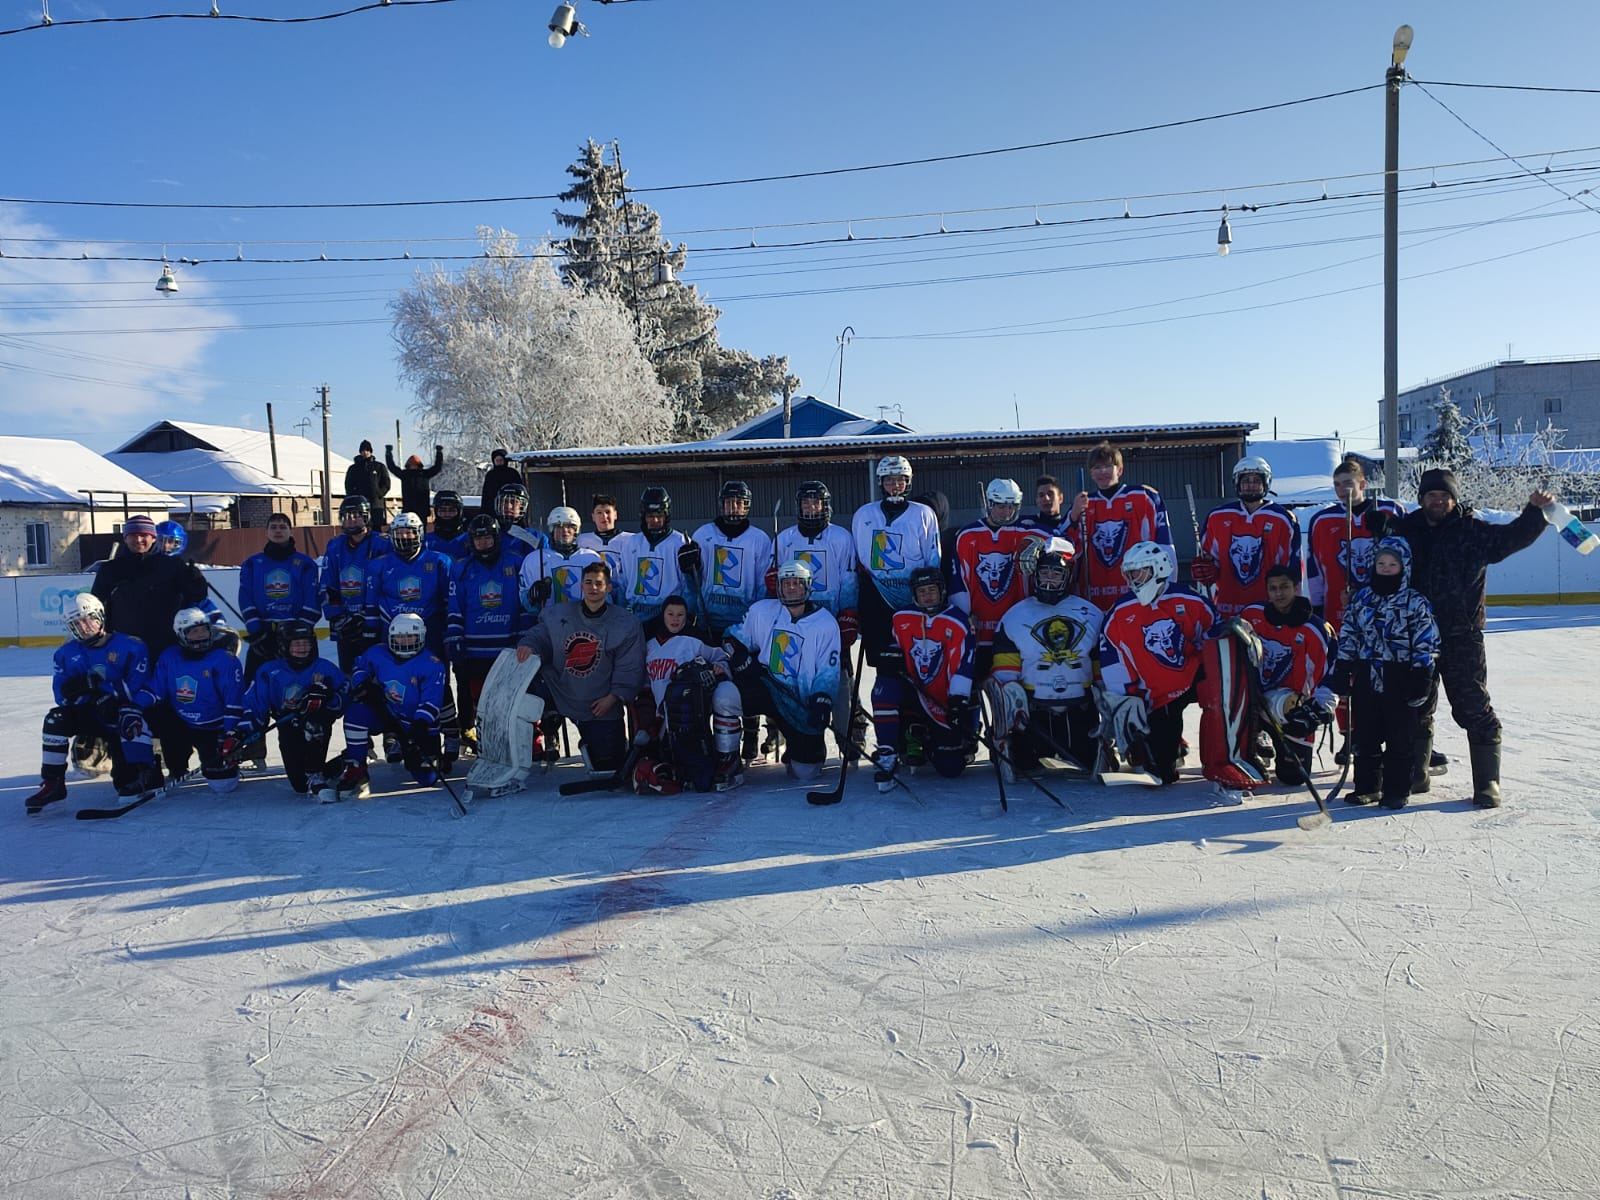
386 445 445 519
479 461 523 515
1372 502 1546 636
344 454 392 511
91 545 208 656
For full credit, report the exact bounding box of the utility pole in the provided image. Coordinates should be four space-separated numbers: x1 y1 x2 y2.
265 402 281 479
1383 24 1414 498
836 326 855 407
315 385 333 524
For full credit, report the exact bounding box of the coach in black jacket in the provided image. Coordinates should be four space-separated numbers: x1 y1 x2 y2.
90 515 208 657
1370 468 1550 808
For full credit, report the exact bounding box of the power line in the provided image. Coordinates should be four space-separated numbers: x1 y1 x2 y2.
1410 79 1600 96
1 0 461 39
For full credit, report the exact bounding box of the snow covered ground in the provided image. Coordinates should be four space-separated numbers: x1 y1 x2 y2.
3 607 1597 1199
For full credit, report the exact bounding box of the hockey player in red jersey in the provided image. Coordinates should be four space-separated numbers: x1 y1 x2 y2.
870 566 978 791
1066 441 1175 612
950 478 1043 680
1241 565 1337 785
1097 541 1265 791
1192 455 1302 619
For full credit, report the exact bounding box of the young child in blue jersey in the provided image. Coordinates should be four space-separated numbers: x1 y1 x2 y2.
239 620 347 798
423 489 469 561
1332 537 1440 810
135 607 247 794
322 495 393 671
446 514 532 749
330 614 450 800
25 593 162 813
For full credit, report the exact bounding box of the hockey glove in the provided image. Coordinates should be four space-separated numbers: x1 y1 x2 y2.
1015 534 1045 579
94 691 123 728
1364 509 1392 538
763 564 778 599
806 695 833 733
119 709 146 743
837 608 860 650
1190 553 1219 586
722 638 757 679
60 674 95 703
873 645 903 678
944 695 974 729
1100 690 1150 749
216 735 243 766
677 542 702 579
249 626 280 659
300 681 332 716
526 578 552 609
330 611 364 643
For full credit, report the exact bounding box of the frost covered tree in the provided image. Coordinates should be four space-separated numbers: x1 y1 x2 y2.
1418 386 1473 470
391 228 675 473
555 139 798 440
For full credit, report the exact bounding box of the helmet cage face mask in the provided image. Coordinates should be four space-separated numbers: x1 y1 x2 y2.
174 607 215 653
1120 542 1173 606
776 560 813 604
1033 557 1073 602
339 498 370 531
390 513 423 556
388 614 426 659
64 594 107 642
496 486 529 522
796 482 831 533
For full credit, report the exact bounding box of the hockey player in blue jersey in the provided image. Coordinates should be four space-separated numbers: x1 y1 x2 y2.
322 495 392 672
423 490 468 560
724 559 843 783
446 514 532 748
25 593 163 813
238 512 322 684
135 607 247 794
238 619 347 798
331 614 451 800
493 482 546 567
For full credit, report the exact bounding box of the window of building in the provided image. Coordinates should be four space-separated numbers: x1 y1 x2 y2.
25 522 51 567
1545 397 1563 414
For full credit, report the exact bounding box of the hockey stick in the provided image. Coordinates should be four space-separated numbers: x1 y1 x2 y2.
557 729 651 797
1184 483 1214 601
977 731 1073 808
204 578 248 628
426 759 471 818
806 641 865 805
76 789 161 820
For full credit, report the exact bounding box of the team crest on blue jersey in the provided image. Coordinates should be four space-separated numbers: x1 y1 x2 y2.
713 546 742 588
477 580 504 610
1091 520 1127 566
1030 615 1085 665
908 636 943 684
283 682 304 705
340 567 364 598
1142 618 1185 668
975 551 1014 601
397 575 423 604
385 679 407 706
263 569 291 601
767 629 803 678
635 557 662 598
870 530 904 572
176 674 198 705
1260 640 1292 688
794 549 827 589
1229 534 1264 584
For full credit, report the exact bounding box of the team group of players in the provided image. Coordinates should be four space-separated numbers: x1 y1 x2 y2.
26 443 1411 812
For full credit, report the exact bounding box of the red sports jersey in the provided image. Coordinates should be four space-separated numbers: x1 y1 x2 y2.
949 523 1041 646
1199 501 1301 619
1068 485 1174 612
1304 499 1407 630
1241 602 1334 696
889 605 976 725
1098 586 1215 708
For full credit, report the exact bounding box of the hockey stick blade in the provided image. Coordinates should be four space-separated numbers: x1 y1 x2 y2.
76 788 160 820
1296 809 1333 831
557 732 649 797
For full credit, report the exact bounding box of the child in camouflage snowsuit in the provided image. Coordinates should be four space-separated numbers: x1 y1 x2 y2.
1332 537 1440 809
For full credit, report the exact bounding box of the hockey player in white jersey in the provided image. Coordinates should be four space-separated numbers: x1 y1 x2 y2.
576 492 628 604
619 486 696 625
690 480 773 639
852 454 941 682
520 506 602 612
775 480 860 643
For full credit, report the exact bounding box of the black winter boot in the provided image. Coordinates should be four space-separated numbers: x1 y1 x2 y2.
1409 735 1433 795
1469 741 1502 808
1347 755 1380 805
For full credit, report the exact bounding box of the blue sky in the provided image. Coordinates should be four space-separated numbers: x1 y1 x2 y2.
4 0 1600 465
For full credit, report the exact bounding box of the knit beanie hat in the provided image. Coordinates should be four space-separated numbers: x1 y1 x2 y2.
360 439 374 453
1417 467 1459 502
123 515 158 538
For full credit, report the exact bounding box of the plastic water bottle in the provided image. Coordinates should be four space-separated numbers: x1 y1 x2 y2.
1540 499 1599 556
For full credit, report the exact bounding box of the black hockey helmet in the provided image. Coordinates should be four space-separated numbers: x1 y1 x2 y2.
1031 539 1078 604
796 480 831 535
338 495 370 525
466 512 501 558
909 565 946 614
495 482 529 522
432 489 463 519
281 618 319 669
639 486 671 529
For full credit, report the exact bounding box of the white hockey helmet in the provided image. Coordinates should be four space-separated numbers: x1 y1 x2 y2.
547 505 581 532
1232 455 1273 496
1121 541 1174 607
62 592 107 642
984 478 1024 524
389 511 424 554
174 606 216 652
776 557 813 603
876 455 913 482
388 612 426 659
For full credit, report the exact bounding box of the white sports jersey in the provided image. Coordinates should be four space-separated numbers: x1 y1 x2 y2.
775 523 859 616
991 594 1103 703
727 600 842 732
644 631 729 710
617 529 694 622
850 498 941 611
690 521 774 636
520 545 603 605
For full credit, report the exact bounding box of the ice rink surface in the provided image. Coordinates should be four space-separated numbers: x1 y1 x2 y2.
3 607 1597 1199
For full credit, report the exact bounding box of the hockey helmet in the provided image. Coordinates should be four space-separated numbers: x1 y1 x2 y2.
876 455 913 487
639 486 671 529
62 592 107 643
338 495 371 529
909 565 947 613
547 505 580 549
387 612 426 659
718 480 753 517
432 489 463 520
1031 537 1078 604
1121 541 1174 607
1232 455 1273 498
495 482 529 522
389 511 424 557
984 478 1024 526
281 618 319 669
795 480 832 535
174 606 216 654
776 557 813 604
155 520 188 557
466 512 501 557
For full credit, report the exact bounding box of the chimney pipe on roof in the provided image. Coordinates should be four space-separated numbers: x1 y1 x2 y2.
782 383 793 440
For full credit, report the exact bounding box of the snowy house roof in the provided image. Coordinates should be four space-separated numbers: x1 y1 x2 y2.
712 396 911 442
0 436 176 508
105 449 303 514
112 420 349 492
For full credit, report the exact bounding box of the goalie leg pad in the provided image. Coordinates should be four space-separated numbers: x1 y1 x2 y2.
1197 633 1266 788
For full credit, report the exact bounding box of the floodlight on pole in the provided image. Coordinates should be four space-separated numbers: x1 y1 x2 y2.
548 2 583 48
1216 207 1233 256
155 262 178 295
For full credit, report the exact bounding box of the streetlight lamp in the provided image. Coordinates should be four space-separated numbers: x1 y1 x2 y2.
547 2 583 48
1383 23 1413 498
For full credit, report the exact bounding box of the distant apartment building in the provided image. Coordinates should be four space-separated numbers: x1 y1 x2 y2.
1387 355 1600 450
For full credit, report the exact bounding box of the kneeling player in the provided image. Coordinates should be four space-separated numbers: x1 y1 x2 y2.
870 566 978 791
135 607 247 794
636 596 743 793
987 538 1102 776
240 620 348 798
1241 565 1336 785
331 614 449 799
25 593 162 813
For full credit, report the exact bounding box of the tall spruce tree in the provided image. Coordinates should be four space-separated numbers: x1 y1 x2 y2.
555 139 798 440
1420 385 1474 471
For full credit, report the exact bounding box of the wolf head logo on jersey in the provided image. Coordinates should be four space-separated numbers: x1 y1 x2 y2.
767 629 803 678
870 530 905 572
908 636 944 684
1142 618 1185 668
974 551 1014 601
263 569 291 601
1340 536 1376 583
397 575 423 605
1031 615 1085 666
1091 520 1128 566
175 675 198 705
1259 639 1292 688
476 579 504 610
795 550 826 590
1228 535 1264 584
635 557 662 598
712 546 742 589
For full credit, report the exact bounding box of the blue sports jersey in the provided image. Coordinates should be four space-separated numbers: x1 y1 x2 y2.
350 644 449 727
447 548 531 659
321 532 393 625
137 644 246 732
239 549 322 637
242 656 348 727
52 632 151 706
